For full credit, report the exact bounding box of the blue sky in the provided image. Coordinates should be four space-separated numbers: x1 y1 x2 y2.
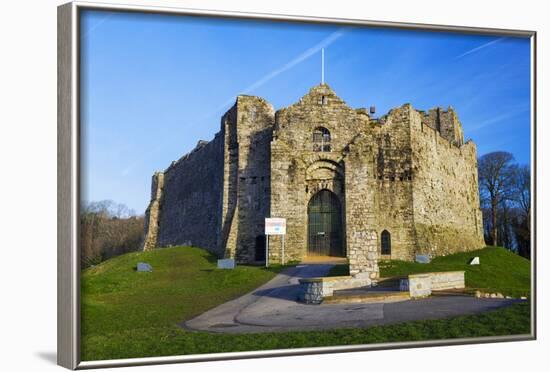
80 10 531 214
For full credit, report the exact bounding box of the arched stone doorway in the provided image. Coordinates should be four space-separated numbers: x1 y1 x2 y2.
307 189 344 256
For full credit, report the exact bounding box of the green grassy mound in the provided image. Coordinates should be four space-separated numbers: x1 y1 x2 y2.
81 246 282 357
82 246 531 361
328 247 531 298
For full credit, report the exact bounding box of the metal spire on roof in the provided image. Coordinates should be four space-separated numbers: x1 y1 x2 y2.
321 48 325 84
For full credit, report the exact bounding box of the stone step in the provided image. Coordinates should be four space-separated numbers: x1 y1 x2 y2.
323 289 410 304
363 285 401 292
300 256 349 264
333 286 404 295
374 278 402 288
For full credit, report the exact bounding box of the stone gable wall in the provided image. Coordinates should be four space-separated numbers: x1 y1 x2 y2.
269 84 369 263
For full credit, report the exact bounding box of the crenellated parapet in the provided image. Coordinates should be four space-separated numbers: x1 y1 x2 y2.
418 107 465 146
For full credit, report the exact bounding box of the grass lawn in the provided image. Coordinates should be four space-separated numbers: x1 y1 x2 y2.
328 247 531 298
82 246 531 361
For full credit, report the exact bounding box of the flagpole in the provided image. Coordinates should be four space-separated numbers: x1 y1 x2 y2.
321 48 325 84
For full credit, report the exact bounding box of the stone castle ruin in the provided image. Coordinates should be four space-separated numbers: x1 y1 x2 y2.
142 84 485 280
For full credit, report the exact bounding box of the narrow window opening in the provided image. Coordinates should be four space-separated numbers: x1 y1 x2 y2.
381 230 391 255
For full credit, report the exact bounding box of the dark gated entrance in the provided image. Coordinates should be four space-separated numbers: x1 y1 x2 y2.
307 189 343 256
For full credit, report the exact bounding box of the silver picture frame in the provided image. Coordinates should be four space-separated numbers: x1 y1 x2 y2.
57 1 537 369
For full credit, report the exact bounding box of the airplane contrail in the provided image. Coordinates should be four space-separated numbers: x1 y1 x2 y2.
121 28 347 176
455 37 504 59
213 28 347 113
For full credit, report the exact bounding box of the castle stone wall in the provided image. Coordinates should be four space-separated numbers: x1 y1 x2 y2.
153 133 225 256
143 83 485 272
369 105 417 261
219 105 239 258
142 172 164 251
410 108 485 256
222 96 275 262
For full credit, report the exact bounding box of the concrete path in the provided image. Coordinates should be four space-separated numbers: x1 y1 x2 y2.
182 264 519 334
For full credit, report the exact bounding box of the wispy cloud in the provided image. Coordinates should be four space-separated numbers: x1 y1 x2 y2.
120 29 347 177
81 12 114 39
455 37 505 59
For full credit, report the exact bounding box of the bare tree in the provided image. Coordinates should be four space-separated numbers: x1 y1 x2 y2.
80 200 144 268
512 165 531 218
511 165 531 258
478 152 515 246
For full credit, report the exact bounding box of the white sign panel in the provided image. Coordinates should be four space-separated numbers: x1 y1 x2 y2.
265 218 286 235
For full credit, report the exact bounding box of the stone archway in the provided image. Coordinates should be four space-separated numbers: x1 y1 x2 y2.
307 189 344 257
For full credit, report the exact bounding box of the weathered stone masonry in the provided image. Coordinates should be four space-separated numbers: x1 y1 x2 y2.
142 84 485 280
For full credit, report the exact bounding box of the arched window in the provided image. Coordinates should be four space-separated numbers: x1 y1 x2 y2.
313 127 331 152
381 230 391 255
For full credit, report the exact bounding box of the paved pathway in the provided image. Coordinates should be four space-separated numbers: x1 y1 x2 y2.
182 264 519 334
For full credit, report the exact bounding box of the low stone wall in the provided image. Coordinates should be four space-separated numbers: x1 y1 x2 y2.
299 276 372 304
406 273 432 298
300 271 465 304
430 271 465 290
400 271 465 298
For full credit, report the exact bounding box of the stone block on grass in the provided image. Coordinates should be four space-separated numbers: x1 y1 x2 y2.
137 262 153 272
217 258 236 269
469 256 480 265
415 254 431 264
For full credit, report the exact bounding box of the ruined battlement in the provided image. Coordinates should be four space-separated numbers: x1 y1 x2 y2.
418 106 464 146
373 104 465 151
